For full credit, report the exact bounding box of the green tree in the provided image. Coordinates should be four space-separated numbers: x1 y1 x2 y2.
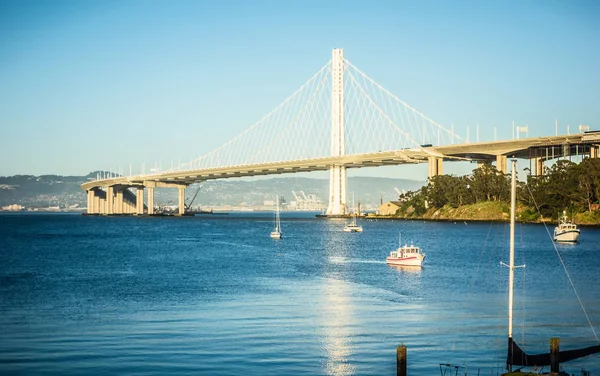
401 187 427 216
576 157 600 211
427 175 455 208
470 164 509 203
544 160 582 216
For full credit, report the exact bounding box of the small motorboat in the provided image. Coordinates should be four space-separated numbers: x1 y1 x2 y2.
553 210 580 243
386 243 425 267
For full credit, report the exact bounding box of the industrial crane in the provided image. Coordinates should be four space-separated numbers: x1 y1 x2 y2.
184 183 203 213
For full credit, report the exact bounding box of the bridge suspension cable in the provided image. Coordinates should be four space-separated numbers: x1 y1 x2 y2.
342 59 465 155
153 52 460 174
181 61 333 171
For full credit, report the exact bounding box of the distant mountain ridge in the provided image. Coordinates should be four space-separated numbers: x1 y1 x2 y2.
0 173 98 209
0 173 425 210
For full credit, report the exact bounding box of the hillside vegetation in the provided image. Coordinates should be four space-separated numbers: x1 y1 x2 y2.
388 158 600 224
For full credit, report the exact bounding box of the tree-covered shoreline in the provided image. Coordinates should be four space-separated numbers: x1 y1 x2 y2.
386 158 600 224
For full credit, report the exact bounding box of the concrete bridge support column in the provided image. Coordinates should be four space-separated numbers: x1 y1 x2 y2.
122 191 132 214
115 190 124 214
496 155 507 174
99 196 106 214
427 157 443 178
136 188 144 215
327 166 347 215
123 192 132 214
534 157 545 176
106 186 114 215
147 187 154 215
87 190 94 214
125 192 132 213
94 193 102 214
88 190 95 214
326 48 347 216
178 187 185 215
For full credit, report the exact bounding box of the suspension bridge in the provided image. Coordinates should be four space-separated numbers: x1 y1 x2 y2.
81 49 599 216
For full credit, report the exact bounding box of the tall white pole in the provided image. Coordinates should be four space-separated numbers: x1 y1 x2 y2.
512 121 515 140
507 158 517 373
326 48 346 216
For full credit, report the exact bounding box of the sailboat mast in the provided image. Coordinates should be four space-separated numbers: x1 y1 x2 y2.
508 159 517 353
276 195 280 229
352 192 356 223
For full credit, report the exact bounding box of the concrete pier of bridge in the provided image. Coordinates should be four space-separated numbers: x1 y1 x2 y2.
427 156 443 178
85 181 188 216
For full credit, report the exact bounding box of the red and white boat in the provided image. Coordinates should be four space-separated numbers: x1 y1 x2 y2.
386 243 425 267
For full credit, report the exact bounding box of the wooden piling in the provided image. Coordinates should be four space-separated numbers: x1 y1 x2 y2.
550 337 559 375
396 344 407 376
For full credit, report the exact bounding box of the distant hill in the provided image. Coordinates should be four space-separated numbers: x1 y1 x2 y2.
0 173 424 210
0 173 97 209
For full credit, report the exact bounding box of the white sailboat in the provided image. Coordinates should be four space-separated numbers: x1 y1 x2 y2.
270 196 282 239
343 193 362 233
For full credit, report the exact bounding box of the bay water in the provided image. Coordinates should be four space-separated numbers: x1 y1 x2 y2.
1 213 599 375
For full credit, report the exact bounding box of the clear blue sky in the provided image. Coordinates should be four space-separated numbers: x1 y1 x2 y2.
1 0 598 178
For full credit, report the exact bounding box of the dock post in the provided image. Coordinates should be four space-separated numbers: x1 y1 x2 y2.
550 337 559 375
396 344 407 376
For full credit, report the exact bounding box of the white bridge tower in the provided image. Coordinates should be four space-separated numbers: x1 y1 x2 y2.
326 48 347 216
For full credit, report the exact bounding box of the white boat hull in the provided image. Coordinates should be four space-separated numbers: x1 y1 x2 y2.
270 231 282 239
386 255 424 267
343 226 362 232
553 230 579 243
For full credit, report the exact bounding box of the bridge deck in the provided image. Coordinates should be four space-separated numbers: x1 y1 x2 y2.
82 132 598 191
